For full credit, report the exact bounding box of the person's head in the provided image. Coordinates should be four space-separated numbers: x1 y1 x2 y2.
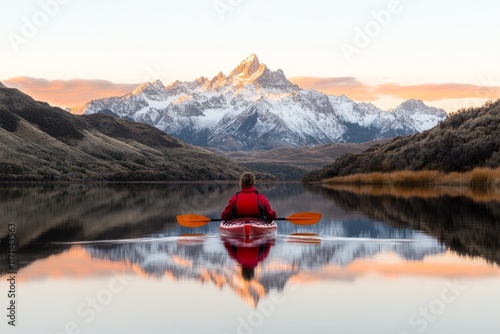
239 172 256 189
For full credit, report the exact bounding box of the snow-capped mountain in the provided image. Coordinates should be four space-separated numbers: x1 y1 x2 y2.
73 54 447 150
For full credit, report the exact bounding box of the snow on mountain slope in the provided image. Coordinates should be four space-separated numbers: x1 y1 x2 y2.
73 55 447 150
392 99 448 132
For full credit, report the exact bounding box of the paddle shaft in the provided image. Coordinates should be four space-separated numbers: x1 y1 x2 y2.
176 212 322 227
208 217 288 222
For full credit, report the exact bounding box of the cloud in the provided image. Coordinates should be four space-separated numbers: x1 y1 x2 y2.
4 76 499 113
290 77 500 102
290 76 378 101
375 83 500 101
3 77 139 108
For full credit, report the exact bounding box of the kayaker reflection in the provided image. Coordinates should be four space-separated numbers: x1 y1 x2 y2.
221 172 277 221
223 238 274 281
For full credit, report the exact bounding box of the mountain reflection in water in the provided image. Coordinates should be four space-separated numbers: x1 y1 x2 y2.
1 183 499 307
83 219 444 306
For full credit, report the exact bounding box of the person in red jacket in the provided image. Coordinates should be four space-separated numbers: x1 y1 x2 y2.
221 172 277 221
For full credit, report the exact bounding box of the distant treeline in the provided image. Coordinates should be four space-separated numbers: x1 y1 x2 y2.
304 99 500 182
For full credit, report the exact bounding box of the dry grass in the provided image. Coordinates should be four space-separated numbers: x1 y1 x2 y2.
437 168 500 188
323 168 500 190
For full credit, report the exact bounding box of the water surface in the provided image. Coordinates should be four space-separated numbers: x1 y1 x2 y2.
1 183 499 334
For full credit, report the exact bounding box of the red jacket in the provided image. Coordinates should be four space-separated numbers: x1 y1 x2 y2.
221 186 277 221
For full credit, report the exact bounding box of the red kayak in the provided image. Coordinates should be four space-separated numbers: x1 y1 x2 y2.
220 218 277 239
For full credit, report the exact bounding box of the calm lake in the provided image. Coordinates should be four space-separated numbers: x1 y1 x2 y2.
1 183 500 334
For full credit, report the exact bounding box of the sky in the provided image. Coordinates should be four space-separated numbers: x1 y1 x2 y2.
1 0 500 111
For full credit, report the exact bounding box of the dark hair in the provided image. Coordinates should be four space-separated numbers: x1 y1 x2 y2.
239 172 256 188
241 267 255 281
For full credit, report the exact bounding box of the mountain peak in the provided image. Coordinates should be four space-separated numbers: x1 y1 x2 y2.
225 54 298 92
131 80 168 100
394 99 447 117
210 71 227 88
243 53 259 64
0 82 6 88
195 76 208 84
229 54 262 79
398 99 426 109
133 79 163 92
152 79 164 87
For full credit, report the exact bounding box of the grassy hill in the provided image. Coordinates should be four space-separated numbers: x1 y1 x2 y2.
0 85 248 181
304 100 500 182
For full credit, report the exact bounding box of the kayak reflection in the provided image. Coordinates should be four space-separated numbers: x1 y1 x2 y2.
222 236 275 281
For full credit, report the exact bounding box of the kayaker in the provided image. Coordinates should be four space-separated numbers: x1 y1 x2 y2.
221 172 277 221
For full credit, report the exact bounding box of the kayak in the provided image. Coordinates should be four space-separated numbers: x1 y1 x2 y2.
220 217 277 239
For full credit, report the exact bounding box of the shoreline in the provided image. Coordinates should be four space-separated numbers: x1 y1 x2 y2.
320 168 500 202
322 168 500 189
321 183 500 203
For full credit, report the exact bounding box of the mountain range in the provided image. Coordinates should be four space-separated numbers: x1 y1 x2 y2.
72 54 447 151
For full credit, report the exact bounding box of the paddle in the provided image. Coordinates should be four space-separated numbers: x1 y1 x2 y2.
176 212 322 228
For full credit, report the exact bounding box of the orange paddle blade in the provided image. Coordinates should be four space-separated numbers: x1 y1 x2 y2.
176 214 212 228
284 212 322 225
